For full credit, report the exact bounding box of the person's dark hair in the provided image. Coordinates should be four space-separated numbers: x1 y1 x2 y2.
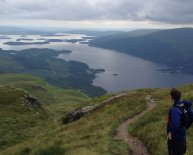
170 88 181 101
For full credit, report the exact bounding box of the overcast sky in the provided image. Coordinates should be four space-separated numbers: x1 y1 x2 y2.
0 0 193 29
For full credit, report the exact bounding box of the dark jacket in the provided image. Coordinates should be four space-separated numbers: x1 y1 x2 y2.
167 100 186 140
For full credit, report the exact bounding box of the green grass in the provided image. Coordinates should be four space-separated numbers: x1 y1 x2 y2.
128 84 193 155
0 73 90 113
1 73 193 155
0 73 90 153
2 92 146 155
0 86 48 150
0 74 150 155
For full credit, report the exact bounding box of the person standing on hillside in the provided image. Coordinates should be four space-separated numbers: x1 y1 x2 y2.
167 88 187 155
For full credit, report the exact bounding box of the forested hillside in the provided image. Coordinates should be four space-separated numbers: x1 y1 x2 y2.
90 28 193 74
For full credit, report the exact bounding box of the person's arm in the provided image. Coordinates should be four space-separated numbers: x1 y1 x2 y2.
170 107 181 137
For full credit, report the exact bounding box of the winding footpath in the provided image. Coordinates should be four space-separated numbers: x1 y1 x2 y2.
114 95 157 155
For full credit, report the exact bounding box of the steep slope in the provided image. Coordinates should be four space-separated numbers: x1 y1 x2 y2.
0 86 148 155
0 86 48 150
1 74 193 155
0 74 90 114
128 85 193 155
90 28 193 74
0 74 90 154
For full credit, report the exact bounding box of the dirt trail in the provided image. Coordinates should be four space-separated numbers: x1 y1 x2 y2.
114 95 157 155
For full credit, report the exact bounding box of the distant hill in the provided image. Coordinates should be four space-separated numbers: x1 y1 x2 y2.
0 26 123 36
0 48 107 97
92 29 160 42
0 26 49 35
90 28 193 74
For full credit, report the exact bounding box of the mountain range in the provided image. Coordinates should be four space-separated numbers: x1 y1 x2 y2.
90 28 193 74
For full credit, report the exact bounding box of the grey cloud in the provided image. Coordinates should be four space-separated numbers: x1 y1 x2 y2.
143 0 193 24
0 0 193 24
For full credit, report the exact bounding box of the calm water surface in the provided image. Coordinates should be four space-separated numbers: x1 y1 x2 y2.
1 34 193 93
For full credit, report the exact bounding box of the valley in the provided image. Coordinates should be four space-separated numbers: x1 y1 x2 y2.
1 28 193 155
1 0 193 154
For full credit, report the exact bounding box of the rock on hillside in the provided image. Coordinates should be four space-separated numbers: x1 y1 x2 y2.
62 92 129 124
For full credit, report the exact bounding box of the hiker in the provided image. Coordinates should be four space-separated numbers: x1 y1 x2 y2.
167 88 193 155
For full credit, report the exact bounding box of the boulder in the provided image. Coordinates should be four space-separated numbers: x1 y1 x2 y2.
24 95 43 110
62 92 129 124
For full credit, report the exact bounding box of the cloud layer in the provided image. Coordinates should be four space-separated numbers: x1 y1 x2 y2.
0 0 193 24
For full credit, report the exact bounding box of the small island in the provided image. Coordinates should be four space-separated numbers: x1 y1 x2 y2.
65 39 86 43
0 36 11 39
113 74 118 76
89 69 105 74
41 34 69 37
36 38 47 40
20 35 27 37
16 38 34 41
46 39 64 42
4 41 49 45
82 36 96 39
79 41 90 44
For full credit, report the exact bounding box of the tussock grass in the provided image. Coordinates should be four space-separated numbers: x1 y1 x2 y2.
0 75 150 155
2 73 193 155
0 73 89 154
128 84 193 155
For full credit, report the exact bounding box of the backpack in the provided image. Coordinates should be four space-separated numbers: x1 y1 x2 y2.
175 100 193 129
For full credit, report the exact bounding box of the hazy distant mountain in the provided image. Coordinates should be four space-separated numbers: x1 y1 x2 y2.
0 26 47 35
90 28 193 74
92 29 160 43
0 26 123 36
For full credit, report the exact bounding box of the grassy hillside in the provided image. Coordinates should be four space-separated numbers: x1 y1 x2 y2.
0 73 91 154
90 28 193 74
128 84 193 155
1 73 193 155
0 73 90 113
0 81 147 155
